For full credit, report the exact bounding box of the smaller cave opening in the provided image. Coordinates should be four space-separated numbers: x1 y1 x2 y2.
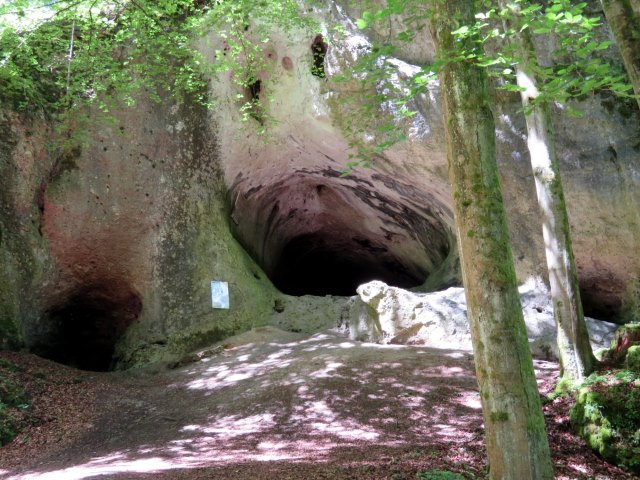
247 79 261 102
271 233 426 296
243 78 264 124
35 283 142 371
310 34 327 78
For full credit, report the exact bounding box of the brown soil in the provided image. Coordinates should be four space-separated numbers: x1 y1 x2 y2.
0 327 636 480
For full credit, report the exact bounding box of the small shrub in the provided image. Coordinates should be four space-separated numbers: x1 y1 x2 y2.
0 359 20 371
0 376 28 407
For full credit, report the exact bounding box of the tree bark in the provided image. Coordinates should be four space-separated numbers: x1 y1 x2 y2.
601 0 640 110
498 3 597 382
429 1 554 479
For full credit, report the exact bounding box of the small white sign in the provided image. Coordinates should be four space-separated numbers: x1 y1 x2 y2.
211 281 230 309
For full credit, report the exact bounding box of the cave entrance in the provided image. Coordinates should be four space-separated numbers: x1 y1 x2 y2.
36 282 142 371
271 232 427 296
230 174 456 298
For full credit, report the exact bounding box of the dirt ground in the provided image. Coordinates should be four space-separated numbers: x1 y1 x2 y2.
0 327 636 480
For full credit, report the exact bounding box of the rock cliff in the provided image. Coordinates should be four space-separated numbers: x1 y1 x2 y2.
1 3 638 368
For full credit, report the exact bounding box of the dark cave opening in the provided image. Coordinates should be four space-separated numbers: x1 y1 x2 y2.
311 34 327 78
35 283 142 371
247 79 261 102
271 233 427 296
230 173 457 298
244 79 264 123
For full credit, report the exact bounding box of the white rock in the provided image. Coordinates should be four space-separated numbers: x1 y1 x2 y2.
343 278 618 359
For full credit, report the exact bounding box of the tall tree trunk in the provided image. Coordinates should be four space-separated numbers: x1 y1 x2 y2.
601 0 640 110
429 1 553 479
499 3 597 382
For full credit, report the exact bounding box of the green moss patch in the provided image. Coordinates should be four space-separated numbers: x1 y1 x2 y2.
570 369 640 474
626 345 640 373
416 471 465 480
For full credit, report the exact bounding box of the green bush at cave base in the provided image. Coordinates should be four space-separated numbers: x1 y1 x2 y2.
570 369 640 474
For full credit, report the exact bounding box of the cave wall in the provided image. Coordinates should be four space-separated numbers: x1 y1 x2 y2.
0 96 281 369
200 3 639 323
0 110 54 350
328 1 640 323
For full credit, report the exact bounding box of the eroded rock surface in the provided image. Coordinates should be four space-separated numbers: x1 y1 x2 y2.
343 280 618 359
1 3 639 369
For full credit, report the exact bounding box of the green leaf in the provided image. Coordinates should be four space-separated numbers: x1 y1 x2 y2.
452 25 470 36
355 18 368 29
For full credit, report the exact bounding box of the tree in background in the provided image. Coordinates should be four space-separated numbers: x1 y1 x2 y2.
355 0 636 383
429 1 554 477
490 0 598 381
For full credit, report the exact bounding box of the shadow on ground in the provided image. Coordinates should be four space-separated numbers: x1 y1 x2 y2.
1 328 630 480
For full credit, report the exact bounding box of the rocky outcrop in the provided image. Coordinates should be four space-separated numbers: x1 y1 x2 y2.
1 98 281 370
1 3 639 369
0 110 53 351
342 280 618 359
203 3 640 321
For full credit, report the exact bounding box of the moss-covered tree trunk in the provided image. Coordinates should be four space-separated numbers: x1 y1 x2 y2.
601 0 640 110
498 2 596 382
430 1 553 478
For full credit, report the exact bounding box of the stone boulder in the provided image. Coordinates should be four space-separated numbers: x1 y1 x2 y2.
344 280 618 359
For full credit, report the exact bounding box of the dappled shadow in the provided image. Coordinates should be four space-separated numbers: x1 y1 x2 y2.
2 332 528 480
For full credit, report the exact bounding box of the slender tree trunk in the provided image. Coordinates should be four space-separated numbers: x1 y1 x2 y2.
498 3 597 382
601 0 640 110
430 1 553 479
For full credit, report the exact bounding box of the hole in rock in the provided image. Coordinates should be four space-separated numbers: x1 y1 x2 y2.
247 79 261 102
36 282 142 371
243 79 264 123
311 34 327 78
271 233 427 296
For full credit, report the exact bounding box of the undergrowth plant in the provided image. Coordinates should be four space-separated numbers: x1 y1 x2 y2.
416 470 466 480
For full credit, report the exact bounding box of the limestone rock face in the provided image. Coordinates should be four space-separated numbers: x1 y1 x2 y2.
1 99 279 369
202 3 640 322
345 280 618 359
0 111 54 350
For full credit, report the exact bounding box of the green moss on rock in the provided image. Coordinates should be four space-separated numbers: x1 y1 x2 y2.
601 323 640 366
627 345 640 373
570 370 640 474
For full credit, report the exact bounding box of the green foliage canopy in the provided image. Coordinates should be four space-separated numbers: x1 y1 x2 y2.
345 0 636 165
0 0 316 119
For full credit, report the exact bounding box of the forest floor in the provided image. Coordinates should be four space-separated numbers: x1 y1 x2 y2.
0 327 636 480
